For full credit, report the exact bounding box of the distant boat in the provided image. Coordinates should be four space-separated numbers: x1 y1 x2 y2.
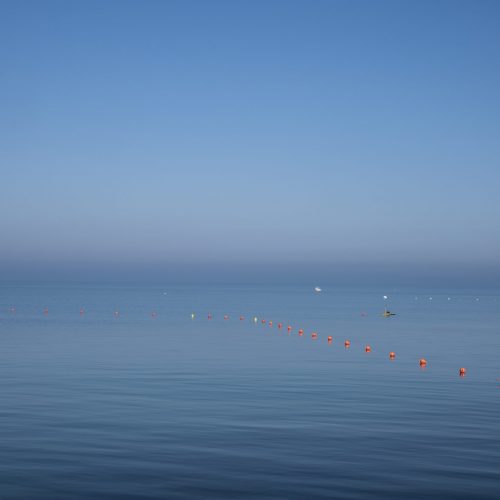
382 308 396 317
314 287 322 293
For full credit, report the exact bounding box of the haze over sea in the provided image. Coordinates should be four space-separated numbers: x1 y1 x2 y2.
2 0 500 497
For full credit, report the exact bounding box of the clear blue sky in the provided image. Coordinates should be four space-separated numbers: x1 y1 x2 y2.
1 0 499 282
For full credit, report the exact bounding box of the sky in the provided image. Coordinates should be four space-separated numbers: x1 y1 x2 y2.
1 0 499 283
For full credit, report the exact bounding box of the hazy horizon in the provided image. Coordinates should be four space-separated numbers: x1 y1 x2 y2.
1 260 499 288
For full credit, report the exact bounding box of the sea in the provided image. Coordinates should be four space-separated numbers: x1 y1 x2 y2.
0 282 499 499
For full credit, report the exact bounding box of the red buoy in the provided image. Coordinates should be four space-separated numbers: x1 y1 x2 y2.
459 367 467 377
365 345 371 353
287 325 292 332
240 316 244 321
269 321 273 327
327 336 333 343
278 323 283 329
389 352 396 360
344 339 350 347
261 319 266 324
311 332 318 339
298 329 304 336
419 358 427 367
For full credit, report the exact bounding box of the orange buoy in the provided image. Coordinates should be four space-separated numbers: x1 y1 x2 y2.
298 329 304 336
287 325 292 332
261 319 266 324
311 332 318 339
269 321 273 327
419 358 427 367
327 336 332 343
459 367 467 377
239 316 244 321
389 351 396 360
278 323 283 329
365 345 371 353
344 339 350 347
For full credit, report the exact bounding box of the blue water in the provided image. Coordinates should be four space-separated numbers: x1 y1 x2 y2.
1 283 499 499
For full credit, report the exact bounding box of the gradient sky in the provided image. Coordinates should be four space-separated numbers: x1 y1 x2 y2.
1 0 499 280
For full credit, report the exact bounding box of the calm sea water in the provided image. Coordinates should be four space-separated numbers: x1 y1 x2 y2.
0 283 499 499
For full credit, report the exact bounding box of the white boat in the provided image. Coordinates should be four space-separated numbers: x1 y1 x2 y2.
314 287 322 293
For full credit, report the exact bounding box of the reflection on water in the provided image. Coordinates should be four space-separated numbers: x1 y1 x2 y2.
1 284 499 498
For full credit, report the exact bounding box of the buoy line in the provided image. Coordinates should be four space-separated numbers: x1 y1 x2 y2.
3 307 470 378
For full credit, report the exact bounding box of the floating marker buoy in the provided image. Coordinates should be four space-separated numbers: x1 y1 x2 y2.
79 308 84 315
269 321 273 327
253 317 258 323
240 316 244 321
459 367 467 377
191 313 195 319
365 345 371 353
287 325 292 331
298 329 304 336
278 323 283 329
327 336 332 343
224 315 229 320
261 319 266 324
208 314 212 320
344 340 350 347
311 332 318 339
419 358 427 367
389 352 396 359
43 308 49 315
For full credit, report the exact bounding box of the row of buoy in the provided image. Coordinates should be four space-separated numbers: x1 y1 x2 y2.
4 307 468 377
